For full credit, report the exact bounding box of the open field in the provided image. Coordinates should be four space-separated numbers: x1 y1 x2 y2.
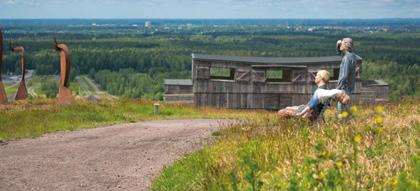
4 83 18 96
152 100 419 190
0 99 268 141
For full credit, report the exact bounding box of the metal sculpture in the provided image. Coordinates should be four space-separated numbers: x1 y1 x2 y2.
0 30 7 104
54 39 74 104
10 42 28 100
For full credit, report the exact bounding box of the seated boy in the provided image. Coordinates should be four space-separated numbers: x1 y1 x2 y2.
277 70 350 121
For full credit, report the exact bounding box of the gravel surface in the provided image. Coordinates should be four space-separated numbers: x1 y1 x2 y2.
0 119 235 191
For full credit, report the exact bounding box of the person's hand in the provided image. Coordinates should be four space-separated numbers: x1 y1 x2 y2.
296 106 310 116
302 111 311 118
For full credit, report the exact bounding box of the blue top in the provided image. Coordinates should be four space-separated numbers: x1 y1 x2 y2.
337 52 357 93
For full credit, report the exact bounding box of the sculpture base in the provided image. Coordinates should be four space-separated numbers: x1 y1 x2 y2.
0 81 7 104
58 86 74 105
14 81 28 100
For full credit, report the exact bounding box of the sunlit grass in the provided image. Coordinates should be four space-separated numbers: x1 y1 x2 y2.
4 83 18 95
152 100 419 190
0 98 266 141
80 75 95 93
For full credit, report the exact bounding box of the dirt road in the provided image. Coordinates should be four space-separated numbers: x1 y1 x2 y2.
0 119 234 191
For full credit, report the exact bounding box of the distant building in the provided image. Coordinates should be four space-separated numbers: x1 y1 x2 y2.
145 21 152 28
164 53 389 109
163 79 193 103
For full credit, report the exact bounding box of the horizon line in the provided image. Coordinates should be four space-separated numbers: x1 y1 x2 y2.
1 17 420 20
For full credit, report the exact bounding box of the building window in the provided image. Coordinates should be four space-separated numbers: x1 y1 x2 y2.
266 68 291 82
210 67 234 80
331 68 339 80
322 68 339 81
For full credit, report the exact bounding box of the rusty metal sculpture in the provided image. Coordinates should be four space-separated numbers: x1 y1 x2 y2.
0 30 7 104
54 39 74 104
10 42 28 100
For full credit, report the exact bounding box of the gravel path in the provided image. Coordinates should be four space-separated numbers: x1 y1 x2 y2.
0 119 234 191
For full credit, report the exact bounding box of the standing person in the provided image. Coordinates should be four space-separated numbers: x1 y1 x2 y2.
336 38 357 120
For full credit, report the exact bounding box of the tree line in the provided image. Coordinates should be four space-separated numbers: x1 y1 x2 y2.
2 29 419 100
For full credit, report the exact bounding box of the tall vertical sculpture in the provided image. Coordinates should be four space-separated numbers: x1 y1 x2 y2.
10 42 28 100
0 30 7 104
54 39 74 104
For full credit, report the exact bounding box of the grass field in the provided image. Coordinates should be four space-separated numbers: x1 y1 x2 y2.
28 75 88 97
1 97 418 190
4 83 18 96
79 75 96 93
152 100 419 190
0 98 267 141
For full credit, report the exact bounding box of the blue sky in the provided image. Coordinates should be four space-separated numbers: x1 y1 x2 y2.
0 0 419 19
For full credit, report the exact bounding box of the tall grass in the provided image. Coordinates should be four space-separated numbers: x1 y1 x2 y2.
152 101 419 190
0 98 266 141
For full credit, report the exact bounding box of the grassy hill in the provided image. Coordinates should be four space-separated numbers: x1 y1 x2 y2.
152 100 419 190
0 99 267 141
0 98 418 190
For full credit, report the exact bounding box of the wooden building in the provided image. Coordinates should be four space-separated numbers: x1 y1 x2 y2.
163 79 193 103
164 53 389 109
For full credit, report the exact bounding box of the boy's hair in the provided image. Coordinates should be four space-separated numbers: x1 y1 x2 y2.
317 70 330 83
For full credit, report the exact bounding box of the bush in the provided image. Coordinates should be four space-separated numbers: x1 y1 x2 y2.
41 80 58 98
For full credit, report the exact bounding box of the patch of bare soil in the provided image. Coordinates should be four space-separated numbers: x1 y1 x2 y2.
0 119 234 191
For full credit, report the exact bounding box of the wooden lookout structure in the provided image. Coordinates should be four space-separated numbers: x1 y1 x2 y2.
164 53 389 110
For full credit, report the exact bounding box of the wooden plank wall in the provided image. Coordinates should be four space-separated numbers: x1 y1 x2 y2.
165 85 193 94
192 59 383 110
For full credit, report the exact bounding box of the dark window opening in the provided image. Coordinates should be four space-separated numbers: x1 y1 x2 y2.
331 68 340 80
210 67 235 80
266 68 291 82
310 72 317 81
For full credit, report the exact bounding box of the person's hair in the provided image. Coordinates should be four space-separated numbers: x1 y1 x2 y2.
317 70 330 83
342 38 354 52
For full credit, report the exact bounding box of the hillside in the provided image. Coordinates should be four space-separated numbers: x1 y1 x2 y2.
0 99 265 141
152 100 419 190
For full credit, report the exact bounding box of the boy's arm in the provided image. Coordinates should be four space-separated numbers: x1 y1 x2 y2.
296 106 310 116
317 89 345 102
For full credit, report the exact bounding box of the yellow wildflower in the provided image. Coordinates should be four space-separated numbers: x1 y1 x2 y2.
341 111 349 118
376 105 383 113
350 105 358 112
376 116 384 125
336 161 343 168
354 135 362 143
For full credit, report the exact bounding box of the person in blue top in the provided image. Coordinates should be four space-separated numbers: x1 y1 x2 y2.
336 38 357 120
277 70 350 122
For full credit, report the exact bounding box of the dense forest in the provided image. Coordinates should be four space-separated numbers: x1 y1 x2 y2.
1 19 419 100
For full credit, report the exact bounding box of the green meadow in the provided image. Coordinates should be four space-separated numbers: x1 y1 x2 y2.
0 99 265 141
152 101 419 190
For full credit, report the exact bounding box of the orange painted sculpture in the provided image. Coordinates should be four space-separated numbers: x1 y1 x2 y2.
54 39 74 104
0 30 7 104
10 42 28 100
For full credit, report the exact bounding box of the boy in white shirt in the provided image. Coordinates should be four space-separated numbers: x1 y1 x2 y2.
277 70 350 121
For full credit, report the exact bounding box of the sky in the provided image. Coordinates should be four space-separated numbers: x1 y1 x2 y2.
0 0 419 19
